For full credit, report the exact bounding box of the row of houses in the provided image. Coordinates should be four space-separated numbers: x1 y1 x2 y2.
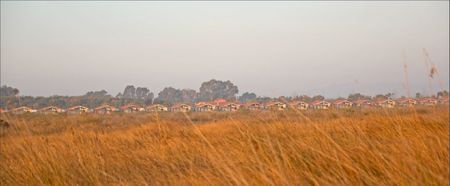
2 97 448 114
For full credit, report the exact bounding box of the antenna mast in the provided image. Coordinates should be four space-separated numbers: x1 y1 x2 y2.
423 48 444 94
422 48 434 96
402 50 411 98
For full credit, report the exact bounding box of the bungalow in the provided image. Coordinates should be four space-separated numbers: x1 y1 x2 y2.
213 98 227 105
397 98 417 107
121 104 141 113
94 105 116 114
353 99 374 108
265 101 287 111
39 106 62 114
194 102 215 112
418 98 438 106
244 102 263 111
67 106 89 114
289 101 309 110
217 102 240 112
376 99 396 108
171 104 192 112
333 99 353 109
11 106 35 114
310 100 331 110
146 104 168 112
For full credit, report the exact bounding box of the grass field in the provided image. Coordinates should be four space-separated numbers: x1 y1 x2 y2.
0 107 448 185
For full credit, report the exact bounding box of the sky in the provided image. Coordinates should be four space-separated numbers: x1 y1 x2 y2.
1 1 449 98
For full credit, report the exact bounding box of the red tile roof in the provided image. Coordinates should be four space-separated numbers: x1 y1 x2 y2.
171 104 191 108
39 106 60 111
120 104 140 110
375 99 394 104
213 99 227 104
310 100 329 105
95 105 116 110
333 99 351 105
68 106 88 110
146 104 167 109
418 97 437 102
354 99 370 105
265 101 286 107
195 102 214 107
12 106 32 111
396 98 416 103
244 102 261 107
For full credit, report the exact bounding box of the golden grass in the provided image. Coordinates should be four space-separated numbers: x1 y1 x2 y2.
0 107 448 185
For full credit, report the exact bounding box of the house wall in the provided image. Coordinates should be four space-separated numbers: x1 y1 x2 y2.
95 108 111 114
148 106 168 112
68 109 86 114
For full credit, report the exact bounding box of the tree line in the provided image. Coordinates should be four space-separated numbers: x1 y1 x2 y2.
0 79 448 110
1 79 239 109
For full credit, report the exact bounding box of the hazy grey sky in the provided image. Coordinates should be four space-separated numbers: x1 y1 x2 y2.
1 1 449 98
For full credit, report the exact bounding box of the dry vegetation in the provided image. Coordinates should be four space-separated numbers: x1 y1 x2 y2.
0 107 448 185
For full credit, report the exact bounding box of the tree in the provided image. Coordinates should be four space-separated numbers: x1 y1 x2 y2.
239 92 257 103
119 85 154 105
291 95 312 102
123 85 136 99
256 96 272 103
198 79 239 101
374 94 387 100
180 89 198 103
312 95 325 101
385 93 395 99
144 92 154 105
85 90 108 97
0 85 21 109
136 87 150 100
12 89 19 96
0 85 19 97
415 92 423 99
155 87 197 105
155 87 181 105
298 95 312 102
348 93 371 101
437 90 449 98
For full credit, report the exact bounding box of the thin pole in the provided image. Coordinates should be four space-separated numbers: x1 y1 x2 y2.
402 50 411 98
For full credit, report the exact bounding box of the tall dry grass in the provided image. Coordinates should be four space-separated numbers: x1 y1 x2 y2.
0 107 448 185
